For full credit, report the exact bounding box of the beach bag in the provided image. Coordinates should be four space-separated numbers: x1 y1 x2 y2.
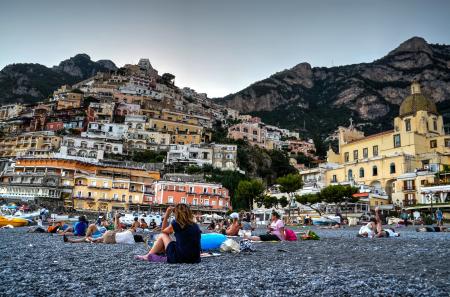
284 228 297 241
301 230 320 240
220 239 240 253
239 239 255 252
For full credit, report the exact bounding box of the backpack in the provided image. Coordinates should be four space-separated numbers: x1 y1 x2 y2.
284 228 297 241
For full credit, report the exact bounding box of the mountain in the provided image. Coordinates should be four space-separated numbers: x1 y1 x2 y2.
0 54 117 104
217 37 450 138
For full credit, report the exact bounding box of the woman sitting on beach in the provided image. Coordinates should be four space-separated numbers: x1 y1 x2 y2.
245 211 285 241
135 204 201 264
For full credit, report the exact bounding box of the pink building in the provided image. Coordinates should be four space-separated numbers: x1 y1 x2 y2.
45 121 64 131
152 181 231 212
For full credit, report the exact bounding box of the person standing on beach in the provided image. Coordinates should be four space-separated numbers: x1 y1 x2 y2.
436 209 443 227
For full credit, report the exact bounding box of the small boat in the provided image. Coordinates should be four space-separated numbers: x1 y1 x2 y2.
12 210 41 221
312 215 341 226
0 216 29 227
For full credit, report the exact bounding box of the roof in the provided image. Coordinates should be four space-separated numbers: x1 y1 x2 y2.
399 88 437 117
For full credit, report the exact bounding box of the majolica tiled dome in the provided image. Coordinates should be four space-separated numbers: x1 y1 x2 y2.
399 81 437 117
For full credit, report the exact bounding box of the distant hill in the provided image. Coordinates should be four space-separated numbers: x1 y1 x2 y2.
0 54 117 104
216 37 450 138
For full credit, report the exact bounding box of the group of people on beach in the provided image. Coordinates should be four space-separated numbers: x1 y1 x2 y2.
24 202 448 264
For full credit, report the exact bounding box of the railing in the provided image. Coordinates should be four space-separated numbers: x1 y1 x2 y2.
402 186 416 191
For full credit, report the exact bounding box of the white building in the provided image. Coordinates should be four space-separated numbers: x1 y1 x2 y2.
82 122 128 140
58 136 124 161
166 144 238 170
166 144 212 167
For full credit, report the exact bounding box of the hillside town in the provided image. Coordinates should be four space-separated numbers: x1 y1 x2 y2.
0 58 317 216
0 56 448 223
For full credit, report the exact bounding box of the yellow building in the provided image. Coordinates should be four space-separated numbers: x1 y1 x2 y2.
326 81 450 207
0 158 160 211
148 118 205 144
0 132 61 158
72 165 159 212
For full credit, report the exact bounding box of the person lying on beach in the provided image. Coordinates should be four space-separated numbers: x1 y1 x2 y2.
59 216 89 236
64 214 143 244
135 204 201 264
225 213 241 236
245 211 285 241
416 226 448 232
374 207 399 237
358 208 399 238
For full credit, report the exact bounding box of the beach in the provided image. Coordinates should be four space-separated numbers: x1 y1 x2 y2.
0 226 448 297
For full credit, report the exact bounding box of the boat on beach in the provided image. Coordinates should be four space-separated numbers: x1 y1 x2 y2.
0 216 29 227
312 215 341 226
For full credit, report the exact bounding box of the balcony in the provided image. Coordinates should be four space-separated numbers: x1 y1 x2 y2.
73 196 95 201
402 186 416 191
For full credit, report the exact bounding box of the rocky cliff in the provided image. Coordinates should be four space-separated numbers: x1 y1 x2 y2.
217 37 450 137
0 54 117 104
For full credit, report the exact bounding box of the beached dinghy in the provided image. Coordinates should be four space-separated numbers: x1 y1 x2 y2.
312 215 341 226
0 216 29 227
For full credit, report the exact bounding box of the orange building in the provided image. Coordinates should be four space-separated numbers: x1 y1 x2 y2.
152 181 231 213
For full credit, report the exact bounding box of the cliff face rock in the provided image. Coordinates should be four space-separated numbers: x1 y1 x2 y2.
0 54 117 104
217 37 450 137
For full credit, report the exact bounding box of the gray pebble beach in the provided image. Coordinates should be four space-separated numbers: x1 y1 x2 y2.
0 226 449 297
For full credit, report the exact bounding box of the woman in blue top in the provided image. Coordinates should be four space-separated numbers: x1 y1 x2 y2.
136 204 201 264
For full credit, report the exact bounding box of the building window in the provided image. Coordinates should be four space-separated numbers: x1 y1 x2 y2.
121 194 126 202
181 197 186 204
203 187 208 193
363 148 368 159
353 150 358 161
219 200 223 206
193 198 198 205
430 140 437 148
373 145 378 157
348 169 353 181
405 119 411 132
359 168 364 178
390 163 396 174
393 134 401 148
168 196 174 204
445 139 450 147
204 199 209 206
129 195 133 202
332 175 337 183
433 119 438 131
344 152 349 162
372 166 378 176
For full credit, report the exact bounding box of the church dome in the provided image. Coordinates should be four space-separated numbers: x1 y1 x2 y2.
399 81 437 117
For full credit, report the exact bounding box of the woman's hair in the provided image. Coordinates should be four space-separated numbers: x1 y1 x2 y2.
79 215 87 222
271 211 280 219
244 212 251 222
174 204 195 229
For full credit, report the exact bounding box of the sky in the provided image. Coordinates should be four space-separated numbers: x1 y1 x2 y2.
0 0 449 97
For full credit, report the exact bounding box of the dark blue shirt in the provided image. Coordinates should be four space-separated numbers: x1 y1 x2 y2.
73 221 88 236
171 220 201 263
